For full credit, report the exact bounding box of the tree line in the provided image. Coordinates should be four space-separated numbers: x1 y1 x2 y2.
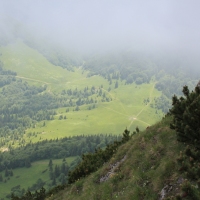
0 134 121 171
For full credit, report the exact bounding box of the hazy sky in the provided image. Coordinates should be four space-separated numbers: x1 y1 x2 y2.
1 0 200 55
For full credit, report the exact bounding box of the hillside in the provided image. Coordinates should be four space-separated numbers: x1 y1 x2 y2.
44 114 199 200
45 115 185 200
0 39 199 199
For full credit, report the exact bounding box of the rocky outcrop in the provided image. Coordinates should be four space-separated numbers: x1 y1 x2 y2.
99 155 126 183
159 177 184 200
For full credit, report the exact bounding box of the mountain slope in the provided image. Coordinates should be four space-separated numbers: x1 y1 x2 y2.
0 40 84 90
46 116 186 200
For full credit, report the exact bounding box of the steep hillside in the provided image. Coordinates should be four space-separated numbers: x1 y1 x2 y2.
45 83 200 200
44 116 186 200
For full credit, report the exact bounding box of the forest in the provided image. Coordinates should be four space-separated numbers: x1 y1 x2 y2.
0 134 121 171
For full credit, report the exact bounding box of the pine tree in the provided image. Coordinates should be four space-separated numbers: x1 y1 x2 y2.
170 83 200 148
0 174 3 182
115 81 118 88
170 82 200 181
48 159 53 169
5 167 9 177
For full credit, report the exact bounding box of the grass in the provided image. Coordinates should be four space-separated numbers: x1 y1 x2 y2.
0 40 85 89
0 157 76 199
25 82 162 142
46 116 185 200
0 40 164 143
0 41 188 199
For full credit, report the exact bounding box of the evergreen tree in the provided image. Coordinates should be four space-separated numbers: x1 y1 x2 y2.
170 82 200 181
0 174 3 182
54 165 60 177
5 167 9 177
115 81 118 88
25 159 31 168
10 169 13 176
170 83 200 148
52 176 56 186
48 159 53 169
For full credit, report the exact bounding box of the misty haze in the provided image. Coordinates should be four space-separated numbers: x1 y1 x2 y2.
0 1 200 199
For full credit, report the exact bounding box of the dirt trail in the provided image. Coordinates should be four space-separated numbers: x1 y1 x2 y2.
102 88 128 115
127 83 156 128
16 76 50 84
17 72 156 128
100 83 156 128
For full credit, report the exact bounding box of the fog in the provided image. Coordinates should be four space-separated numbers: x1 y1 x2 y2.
1 0 200 64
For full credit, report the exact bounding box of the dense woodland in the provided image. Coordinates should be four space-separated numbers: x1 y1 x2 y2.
0 134 120 171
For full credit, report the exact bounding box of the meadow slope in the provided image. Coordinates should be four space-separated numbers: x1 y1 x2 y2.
0 40 163 141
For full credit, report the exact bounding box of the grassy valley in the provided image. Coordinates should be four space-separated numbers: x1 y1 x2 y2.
1 2 200 199
0 40 163 143
0 40 199 199
0 157 76 199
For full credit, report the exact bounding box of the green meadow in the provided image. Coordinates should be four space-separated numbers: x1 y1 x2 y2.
0 40 164 143
25 81 163 142
0 157 76 199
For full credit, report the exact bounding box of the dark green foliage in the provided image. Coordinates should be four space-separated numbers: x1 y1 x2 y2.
46 184 66 197
154 94 171 113
68 129 133 184
0 134 120 171
177 146 200 181
122 128 131 142
11 187 46 200
0 63 17 76
179 180 200 200
170 83 200 199
170 84 200 148
0 174 3 182
29 179 45 192
115 81 118 88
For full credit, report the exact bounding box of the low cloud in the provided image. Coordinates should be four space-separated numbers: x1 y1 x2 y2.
0 0 200 64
